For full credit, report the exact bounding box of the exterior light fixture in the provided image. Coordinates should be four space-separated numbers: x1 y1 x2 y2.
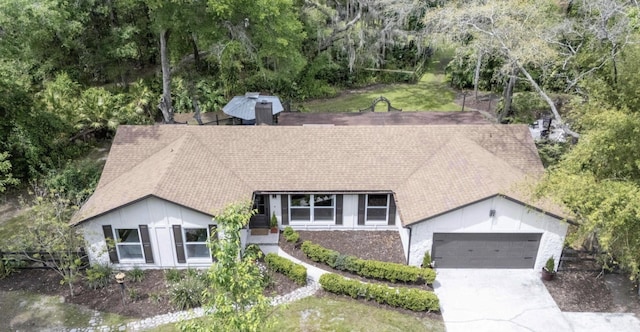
489 209 496 217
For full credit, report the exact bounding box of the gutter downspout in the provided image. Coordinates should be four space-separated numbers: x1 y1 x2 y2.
406 225 412 265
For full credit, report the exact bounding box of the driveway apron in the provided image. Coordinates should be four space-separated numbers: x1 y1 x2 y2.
434 269 572 332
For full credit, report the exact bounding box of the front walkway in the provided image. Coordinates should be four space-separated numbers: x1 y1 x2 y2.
434 269 640 332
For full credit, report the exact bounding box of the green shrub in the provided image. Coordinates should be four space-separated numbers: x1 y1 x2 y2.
421 251 432 269
128 288 140 301
285 231 300 243
283 226 300 243
301 241 436 284
243 244 264 261
44 159 102 204
170 274 206 310
164 268 182 283
0 256 23 279
264 253 307 286
127 266 144 282
283 226 294 237
319 273 440 312
85 264 112 289
301 241 339 267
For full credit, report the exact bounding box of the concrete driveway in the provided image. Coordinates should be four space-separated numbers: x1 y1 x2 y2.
433 269 571 332
434 269 640 332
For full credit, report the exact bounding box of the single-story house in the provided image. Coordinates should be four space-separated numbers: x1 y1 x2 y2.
72 124 569 270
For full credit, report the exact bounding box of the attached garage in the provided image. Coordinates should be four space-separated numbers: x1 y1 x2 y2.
406 195 569 271
432 233 542 268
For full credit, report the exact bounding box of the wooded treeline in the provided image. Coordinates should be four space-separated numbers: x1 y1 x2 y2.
1 0 640 280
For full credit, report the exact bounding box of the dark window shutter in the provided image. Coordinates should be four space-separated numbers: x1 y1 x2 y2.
209 224 218 262
358 195 366 225
387 194 396 226
102 225 119 264
281 195 289 225
172 225 186 263
335 195 343 225
138 225 154 264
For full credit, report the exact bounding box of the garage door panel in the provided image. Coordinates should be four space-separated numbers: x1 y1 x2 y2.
432 233 541 268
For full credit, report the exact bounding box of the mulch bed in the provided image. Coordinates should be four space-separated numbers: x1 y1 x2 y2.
0 267 301 319
279 231 434 291
543 271 614 312
544 270 640 316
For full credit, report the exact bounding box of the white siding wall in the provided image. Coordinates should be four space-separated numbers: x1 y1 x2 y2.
408 196 568 270
80 197 215 269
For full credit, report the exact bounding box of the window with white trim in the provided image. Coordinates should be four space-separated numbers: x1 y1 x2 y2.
366 194 388 223
290 194 335 222
114 228 144 260
184 228 210 259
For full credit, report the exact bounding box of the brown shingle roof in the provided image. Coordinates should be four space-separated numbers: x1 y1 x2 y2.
72 124 566 225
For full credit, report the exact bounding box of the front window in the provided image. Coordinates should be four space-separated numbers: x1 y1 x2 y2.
115 228 143 260
184 228 210 259
290 194 335 222
366 194 388 223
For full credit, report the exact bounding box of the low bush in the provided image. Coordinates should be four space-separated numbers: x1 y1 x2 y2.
421 251 432 269
264 253 307 286
319 273 440 312
301 241 339 267
169 274 206 310
283 227 300 243
127 266 144 282
243 244 264 261
164 268 182 283
85 264 112 289
301 240 436 284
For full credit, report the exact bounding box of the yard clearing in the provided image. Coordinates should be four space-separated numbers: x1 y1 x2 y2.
302 72 459 113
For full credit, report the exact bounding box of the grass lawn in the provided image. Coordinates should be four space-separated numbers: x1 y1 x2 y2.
0 213 27 248
301 48 459 113
148 295 444 332
0 291 131 331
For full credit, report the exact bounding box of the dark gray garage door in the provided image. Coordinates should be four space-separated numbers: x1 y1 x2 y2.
432 233 542 268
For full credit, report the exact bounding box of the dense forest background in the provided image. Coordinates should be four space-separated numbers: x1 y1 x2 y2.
1 0 640 280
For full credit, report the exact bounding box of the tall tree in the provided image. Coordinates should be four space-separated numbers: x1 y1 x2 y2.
539 44 640 281
425 0 581 137
182 201 272 332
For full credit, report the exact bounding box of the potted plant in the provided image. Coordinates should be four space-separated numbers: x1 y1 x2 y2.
270 212 278 233
541 256 556 281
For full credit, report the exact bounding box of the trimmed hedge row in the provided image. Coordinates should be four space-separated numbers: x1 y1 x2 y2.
319 273 440 312
264 253 307 286
301 241 436 284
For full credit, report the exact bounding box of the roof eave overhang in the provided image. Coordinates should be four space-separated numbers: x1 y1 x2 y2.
70 194 215 227
403 193 574 227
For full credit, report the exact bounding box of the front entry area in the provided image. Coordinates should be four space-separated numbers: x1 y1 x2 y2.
432 233 542 268
249 194 270 228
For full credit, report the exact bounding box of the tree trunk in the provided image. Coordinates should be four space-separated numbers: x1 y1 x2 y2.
515 61 580 139
499 72 516 123
159 29 174 124
191 33 200 69
474 50 483 99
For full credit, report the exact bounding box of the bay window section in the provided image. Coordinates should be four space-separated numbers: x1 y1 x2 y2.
290 194 335 222
115 228 144 260
366 194 389 223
